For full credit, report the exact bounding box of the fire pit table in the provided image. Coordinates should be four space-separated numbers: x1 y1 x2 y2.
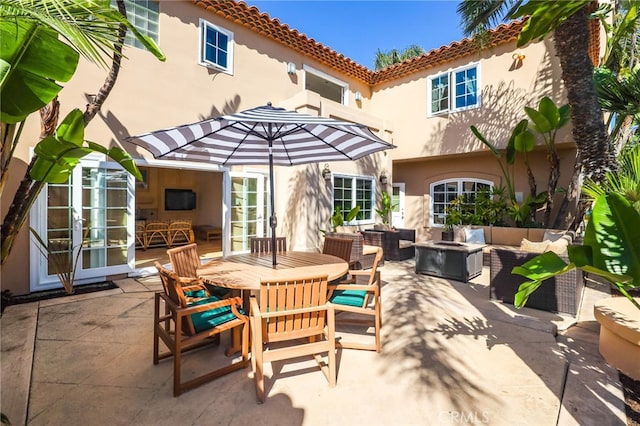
414 241 486 282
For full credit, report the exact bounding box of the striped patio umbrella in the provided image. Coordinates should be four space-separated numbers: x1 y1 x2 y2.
127 102 395 266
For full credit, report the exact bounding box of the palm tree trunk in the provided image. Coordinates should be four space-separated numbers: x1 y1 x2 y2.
553 7 617 182
544 149 560 227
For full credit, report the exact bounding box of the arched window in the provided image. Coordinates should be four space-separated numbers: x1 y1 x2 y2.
430 178 493 226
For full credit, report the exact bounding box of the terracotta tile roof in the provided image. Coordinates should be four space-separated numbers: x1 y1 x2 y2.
190 1 546 86
371 20 525 84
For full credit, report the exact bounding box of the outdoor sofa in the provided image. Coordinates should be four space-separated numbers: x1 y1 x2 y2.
450 225 585 315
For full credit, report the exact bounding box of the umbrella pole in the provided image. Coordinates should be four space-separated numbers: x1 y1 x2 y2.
268 139 277 267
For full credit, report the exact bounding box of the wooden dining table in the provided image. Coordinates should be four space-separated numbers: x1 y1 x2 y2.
196 251 349 291
197 251 349 355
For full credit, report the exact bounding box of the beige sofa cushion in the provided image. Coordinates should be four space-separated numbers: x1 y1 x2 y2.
362 244 379 255
492 227 529 246
519 238 550 253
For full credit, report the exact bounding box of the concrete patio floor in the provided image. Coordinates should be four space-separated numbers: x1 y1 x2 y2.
1 261 627 425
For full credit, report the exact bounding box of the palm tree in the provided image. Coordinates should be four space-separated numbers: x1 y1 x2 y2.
0 0 164 264
374 44 425 70
457 0 617 183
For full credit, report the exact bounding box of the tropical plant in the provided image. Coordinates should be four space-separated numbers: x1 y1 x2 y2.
458 0 617 184
375 191 396 225
29 223 91 294
472 96 570 227
0 0 165 265
513 192 640 311
374 44 425 70
582 143 640 212
331 205 361 231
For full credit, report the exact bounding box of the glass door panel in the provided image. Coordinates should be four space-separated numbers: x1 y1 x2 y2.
229 174 266 252
79 167 130 272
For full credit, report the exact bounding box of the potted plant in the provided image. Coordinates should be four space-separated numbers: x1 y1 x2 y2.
441 223 455 242
375 191 396 225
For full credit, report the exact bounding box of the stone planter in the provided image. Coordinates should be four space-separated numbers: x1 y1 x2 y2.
594 297 640 380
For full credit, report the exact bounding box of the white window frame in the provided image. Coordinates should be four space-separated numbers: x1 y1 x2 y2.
429 178 493 227
427 62 480 116
198 18 234 74
303 64 348 105
332 173 376 225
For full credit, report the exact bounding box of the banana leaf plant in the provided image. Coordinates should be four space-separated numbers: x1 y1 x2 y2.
30 108 141 182
375 191 397 225
331 205 361 231
512 193 640 311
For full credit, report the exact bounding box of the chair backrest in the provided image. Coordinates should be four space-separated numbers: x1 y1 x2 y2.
322 237 353 263
250 236 287 253
258 273 329 342
363 246 384 286
167 243 200 278
154 261 197 335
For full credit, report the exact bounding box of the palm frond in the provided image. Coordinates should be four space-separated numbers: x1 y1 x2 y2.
457 0 522 36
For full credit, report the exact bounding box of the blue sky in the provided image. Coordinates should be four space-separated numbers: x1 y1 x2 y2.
247 1 467 69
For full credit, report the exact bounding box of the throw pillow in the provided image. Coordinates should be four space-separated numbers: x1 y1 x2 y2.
519 238 549 253
454 225 467 242
543 230 569 243
464 228 485 244
546 238 569 255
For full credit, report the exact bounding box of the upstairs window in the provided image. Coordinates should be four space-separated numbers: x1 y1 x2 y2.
429 64 479 115
199 19 233 74
115 0 159 49
304 66 347 104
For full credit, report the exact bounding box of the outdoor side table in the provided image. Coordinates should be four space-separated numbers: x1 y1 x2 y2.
414 241 485 282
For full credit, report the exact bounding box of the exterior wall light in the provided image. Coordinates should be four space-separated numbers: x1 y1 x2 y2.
321 163 331 182
379 172 388 186
321 164 332 182
354 91 362 102
287 62 296 75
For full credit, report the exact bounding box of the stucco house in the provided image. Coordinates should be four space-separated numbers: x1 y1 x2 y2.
1 0 600 296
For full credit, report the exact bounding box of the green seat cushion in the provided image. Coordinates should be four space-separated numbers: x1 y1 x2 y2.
330 289 367 307
184 289 208 298
188 296 242 333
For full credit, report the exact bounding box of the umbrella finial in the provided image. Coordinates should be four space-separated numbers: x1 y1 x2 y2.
267 101 272 107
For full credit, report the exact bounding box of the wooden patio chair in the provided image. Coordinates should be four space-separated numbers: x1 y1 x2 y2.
154 262 249 396
322 236 354 266
249 273 336 403
328 246 383 352
249 236 287 253
167 243 230 298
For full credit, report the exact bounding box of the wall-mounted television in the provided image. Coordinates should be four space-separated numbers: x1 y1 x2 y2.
165 188 196 211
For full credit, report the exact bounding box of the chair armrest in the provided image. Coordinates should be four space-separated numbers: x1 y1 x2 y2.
362 230 384 247
396 228 416 242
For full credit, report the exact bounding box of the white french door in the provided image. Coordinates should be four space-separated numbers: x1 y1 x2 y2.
229 173 268 252
391 183 405 228
30 157 135 291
